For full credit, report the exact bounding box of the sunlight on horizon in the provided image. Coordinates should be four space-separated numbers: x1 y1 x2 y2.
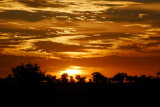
60 66 82 77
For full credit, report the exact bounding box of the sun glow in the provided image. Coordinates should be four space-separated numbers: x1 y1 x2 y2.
61 66 82 76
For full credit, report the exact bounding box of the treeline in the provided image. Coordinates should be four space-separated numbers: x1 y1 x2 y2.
1 63 160 87
1 63 159 107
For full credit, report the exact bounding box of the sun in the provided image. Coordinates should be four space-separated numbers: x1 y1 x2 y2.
64 69 79 75
61 66 82 76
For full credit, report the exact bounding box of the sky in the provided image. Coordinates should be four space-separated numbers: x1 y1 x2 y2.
0 0 160 79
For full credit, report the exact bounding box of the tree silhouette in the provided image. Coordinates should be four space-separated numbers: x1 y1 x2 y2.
89 79 92 83
60 73 69 83
156 71 160 78
2 62 160 107
75 75 86 83
113 73 127 83
46 74 56 84
126 75 135 83
70 76 75 83
138 75 152 84
5 74 14 83
91 72 108 84
11 63 45 86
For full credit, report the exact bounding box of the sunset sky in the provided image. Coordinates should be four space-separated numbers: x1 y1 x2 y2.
0 0 160 79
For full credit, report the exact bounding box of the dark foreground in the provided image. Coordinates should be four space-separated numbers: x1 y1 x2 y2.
1 83 160 107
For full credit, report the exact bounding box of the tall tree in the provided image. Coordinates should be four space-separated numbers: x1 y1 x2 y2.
11 63 45 86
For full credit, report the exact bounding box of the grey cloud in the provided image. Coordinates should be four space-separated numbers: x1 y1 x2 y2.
118 41 160 52
0 27 59 40
118 44 143 50
76 33 134 40
0 10 79 22
142 36 160 41
0 46 16 48
104 8 160 23
0 10 45 22
33 41 86 52
17 0 67 8
146 42 160 47
0 40 21 45
126 0 160 3
103 0 160 3
148 36 160 40
0 38 23 49
87 44 114 49
1 8 159 27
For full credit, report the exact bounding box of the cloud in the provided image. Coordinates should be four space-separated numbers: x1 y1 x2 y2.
17 0 67 8
127 0 160 3
0 10 49 22
34 41 85 52
0 40 21 48
117 40 160 54
146 42 160 47
0 0 160 59
1 0 160 79
144 36 160 40
105 8 160 23
75 33 133 40
118 44 143 50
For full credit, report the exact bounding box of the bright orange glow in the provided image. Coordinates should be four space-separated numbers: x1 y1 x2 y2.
61 66 82 76
64 69 79 75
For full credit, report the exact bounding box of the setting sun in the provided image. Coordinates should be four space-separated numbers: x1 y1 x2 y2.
61 66 82 76
64 69 79 75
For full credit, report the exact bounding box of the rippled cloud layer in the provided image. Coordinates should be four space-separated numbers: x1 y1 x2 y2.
0 0 160 77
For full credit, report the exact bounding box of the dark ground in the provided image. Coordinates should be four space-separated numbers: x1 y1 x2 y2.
1 83 160 107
